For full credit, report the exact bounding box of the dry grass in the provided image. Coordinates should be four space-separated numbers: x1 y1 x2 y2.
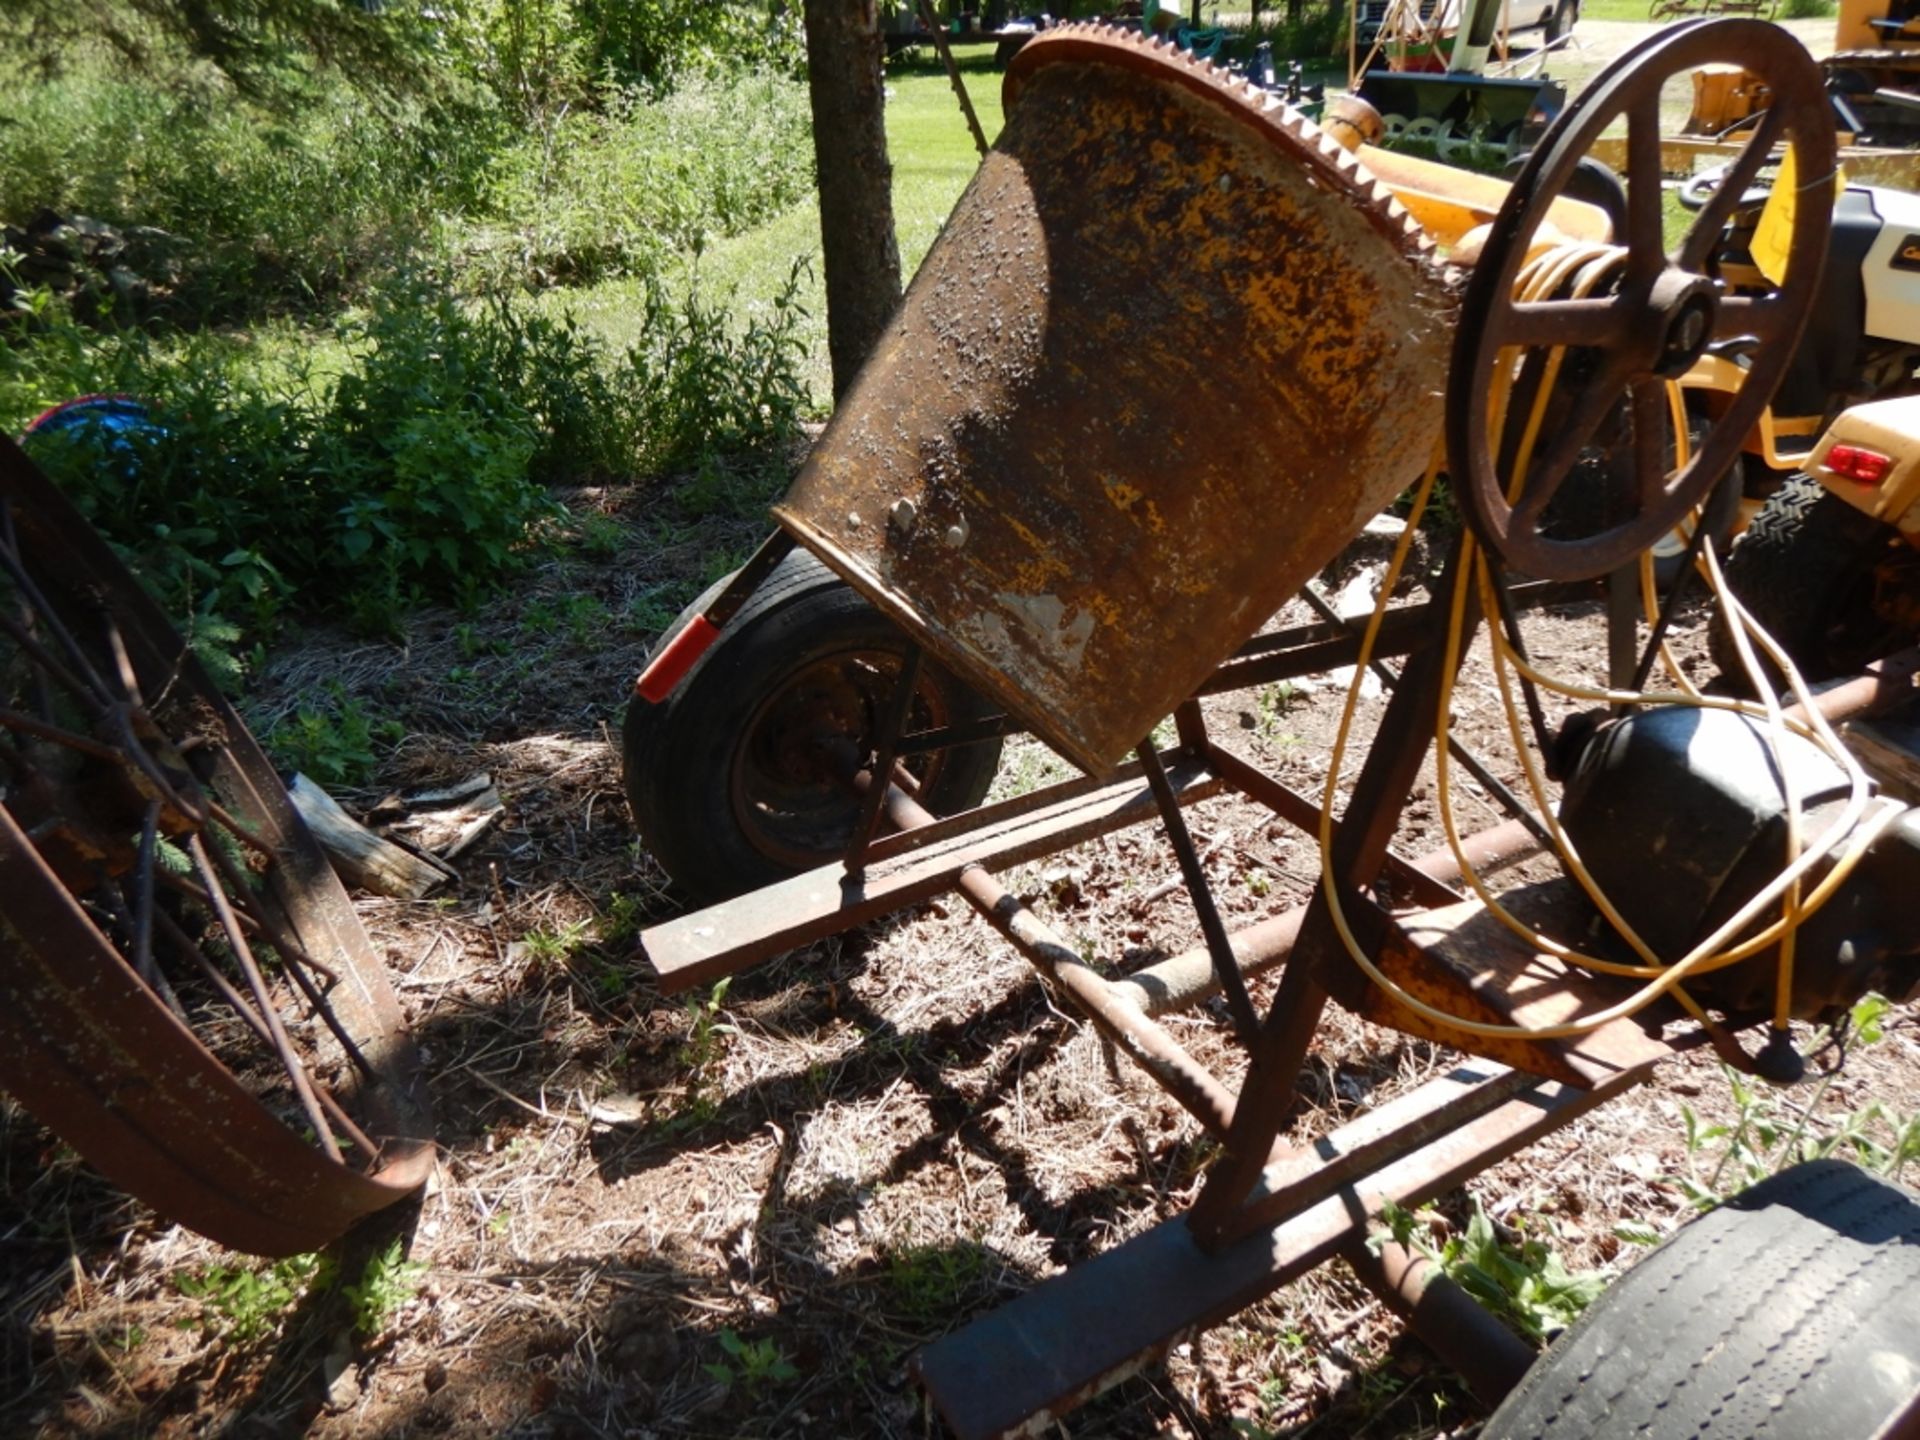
6 475 1920 1440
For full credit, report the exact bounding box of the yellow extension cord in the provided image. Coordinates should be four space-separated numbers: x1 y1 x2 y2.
1315 242 1912 1045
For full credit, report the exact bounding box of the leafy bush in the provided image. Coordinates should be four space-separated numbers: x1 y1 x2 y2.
471 73 813 289
624 258 811 503
0 57 494 318
3 260 810 658
0 48 809 313
5 276 574 641
1377 1198 1609 1344
450 0 803 115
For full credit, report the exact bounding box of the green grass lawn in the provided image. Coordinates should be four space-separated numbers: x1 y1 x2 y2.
1578 0 1659 22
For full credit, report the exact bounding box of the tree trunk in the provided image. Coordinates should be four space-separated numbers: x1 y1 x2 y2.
803 0 903 401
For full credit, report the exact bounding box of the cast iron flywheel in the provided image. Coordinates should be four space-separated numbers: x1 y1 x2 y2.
1447 18 1835 581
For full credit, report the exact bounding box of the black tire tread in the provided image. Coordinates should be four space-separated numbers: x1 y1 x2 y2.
1482 1159 1920 1440
1710 472 1900 685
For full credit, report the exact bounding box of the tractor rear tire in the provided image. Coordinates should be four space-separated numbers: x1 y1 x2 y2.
1480 1159 1920 1440
1710 471 1908 689
622 550 1004 905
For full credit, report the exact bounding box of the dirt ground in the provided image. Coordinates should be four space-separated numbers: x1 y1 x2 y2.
9 16 1920 1440
7 465 1920 1440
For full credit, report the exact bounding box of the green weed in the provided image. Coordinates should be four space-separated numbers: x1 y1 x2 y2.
521 919 592 968
1256 682 1300 745
884 1241 991 1322
625 587 687 635
1375 1198 1608 1344
175 1253 333 1341
704 1327 797 1393
341 1237 426 1337
1669 996 1920 1211
676 977 738 1125
573 513 627 557
261 685 403 788
599 891 646 945
634 258 811 504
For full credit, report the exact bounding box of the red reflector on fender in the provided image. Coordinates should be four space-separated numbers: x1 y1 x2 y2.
1825 444 1893 485
634 616 721 703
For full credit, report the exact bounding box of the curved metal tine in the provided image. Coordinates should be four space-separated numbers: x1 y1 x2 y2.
0 706 123 762
152 905 380 1159
101 611 144 709
185 832 339 1159
0 603 100 713
154 822 342 987
132 798 161 984
0 500 114 705
200 832 370 1077
0 500 58 722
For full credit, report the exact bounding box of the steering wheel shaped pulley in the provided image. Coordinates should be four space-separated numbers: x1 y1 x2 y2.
1446 18 1835 581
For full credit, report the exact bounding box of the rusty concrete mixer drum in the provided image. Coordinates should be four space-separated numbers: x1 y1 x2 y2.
625 24 1465 903
776 25 1459 775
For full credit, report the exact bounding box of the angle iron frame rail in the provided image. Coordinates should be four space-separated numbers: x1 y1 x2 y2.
635 515 1742 1433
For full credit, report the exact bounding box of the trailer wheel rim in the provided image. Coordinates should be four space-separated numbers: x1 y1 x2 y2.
727 648 964 871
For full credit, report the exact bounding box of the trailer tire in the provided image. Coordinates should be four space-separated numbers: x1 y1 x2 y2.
1548 405 1736 589
1709 471 1907 688
622 550 1004 905
1480 1159 1920 1440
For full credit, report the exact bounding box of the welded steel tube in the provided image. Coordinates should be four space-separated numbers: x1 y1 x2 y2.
1344 1238 1537 1405
1113 815 1543 1017
880 784 1240 1137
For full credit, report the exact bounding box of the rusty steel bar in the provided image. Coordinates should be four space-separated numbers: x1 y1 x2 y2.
1297 582 1556 850
913 1061 1656 1439
879 779 1240 1138
1190 544 1482 1245
1343 1237 1538 1406
1113 814 1544 1018
187 832 339 1160
642 752 1229 990
1788 645 1920 726
1137 740 1262 1042
918 0 992 156
847 644 924 872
